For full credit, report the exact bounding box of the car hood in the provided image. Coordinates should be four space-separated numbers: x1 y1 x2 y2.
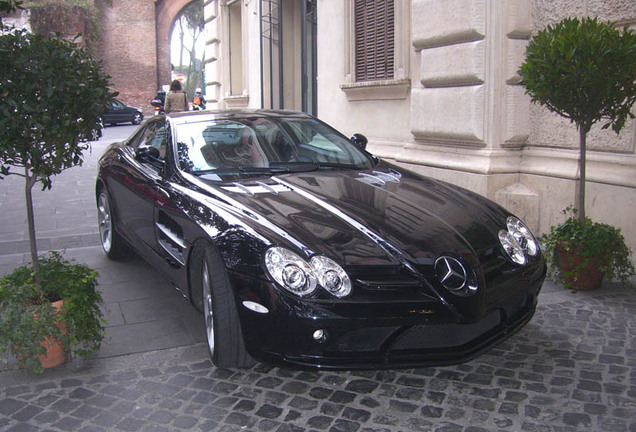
198 164 508 271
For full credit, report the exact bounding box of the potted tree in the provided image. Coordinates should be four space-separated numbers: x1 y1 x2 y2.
0 12 114 371
541 208 633 290
518 17 636 290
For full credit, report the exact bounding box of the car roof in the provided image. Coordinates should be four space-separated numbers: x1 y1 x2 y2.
166 109 313 125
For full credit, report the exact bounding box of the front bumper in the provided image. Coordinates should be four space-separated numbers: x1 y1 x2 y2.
230 272 543 370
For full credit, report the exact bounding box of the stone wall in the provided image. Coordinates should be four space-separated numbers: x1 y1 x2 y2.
316 0 636 265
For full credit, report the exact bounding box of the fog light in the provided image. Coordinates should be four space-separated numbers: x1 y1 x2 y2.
313 329 327 343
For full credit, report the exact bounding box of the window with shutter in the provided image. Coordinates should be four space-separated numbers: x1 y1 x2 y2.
354 0 395 82
342 0 409 101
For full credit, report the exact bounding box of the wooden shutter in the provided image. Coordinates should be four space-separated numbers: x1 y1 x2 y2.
354 0 395 82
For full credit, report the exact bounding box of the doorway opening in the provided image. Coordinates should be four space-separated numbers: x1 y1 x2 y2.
260 0 317 115
170 0 205 98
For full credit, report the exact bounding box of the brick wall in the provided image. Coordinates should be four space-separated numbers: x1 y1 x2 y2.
97 0 158 115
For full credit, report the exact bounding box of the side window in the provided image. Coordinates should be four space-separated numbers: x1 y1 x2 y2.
127 127 148 150
140 122 168 161
127 120 169 169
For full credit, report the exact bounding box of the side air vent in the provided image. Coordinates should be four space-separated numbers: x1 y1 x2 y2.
156 212 186 266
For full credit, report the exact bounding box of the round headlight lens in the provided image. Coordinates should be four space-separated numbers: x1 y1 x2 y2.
499 230 526 265
310 256 351 298
264 247 317 296
264 247 351 298
499 216 539 265
507 217 539 256
282 264 308 291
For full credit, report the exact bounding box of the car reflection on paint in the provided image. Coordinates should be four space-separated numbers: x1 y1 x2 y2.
95 110 546 370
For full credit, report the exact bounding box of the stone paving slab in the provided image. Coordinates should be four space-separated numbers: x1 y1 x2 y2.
1 284 635 432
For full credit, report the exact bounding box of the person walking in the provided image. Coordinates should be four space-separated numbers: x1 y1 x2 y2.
164 80 188 113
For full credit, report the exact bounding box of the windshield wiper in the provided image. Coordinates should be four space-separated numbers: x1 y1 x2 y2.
191 161 359 176
242 162 320 173
312 162 361 170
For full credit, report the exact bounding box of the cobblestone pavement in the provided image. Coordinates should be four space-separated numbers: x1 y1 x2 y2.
1 283 635 432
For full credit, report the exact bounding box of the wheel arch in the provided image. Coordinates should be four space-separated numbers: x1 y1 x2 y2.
95 178 105 202
187 238 221 313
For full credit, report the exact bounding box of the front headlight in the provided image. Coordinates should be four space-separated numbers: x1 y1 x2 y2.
498 216 539 265
264 247 351 298
310 255 352 298
264 247 317 296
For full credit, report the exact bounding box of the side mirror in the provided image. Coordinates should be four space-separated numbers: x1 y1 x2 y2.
350 133 368 150
136 146 161 162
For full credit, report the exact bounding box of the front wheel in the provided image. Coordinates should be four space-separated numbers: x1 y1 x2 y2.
97 187 128 259
132 112 143 125
196 245 254 368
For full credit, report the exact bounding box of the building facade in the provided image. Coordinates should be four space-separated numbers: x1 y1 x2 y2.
203 0 636 260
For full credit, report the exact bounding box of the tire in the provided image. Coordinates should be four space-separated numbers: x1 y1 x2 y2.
132 112 143 125
195 245 254 368
97 187 129 260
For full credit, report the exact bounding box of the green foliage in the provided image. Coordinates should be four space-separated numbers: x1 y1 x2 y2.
519 17 636 134
542 207 635 289
0 27 115 284
519 16 636 224
0 252 104 373
0 28 114 189
0 0 23 14
27 0 101 53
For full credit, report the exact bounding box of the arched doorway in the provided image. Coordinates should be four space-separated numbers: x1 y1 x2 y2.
155 0 199 92
170 1 205 97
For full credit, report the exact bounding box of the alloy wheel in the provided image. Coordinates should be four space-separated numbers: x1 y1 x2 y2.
97 191 113 253
202 261 215 356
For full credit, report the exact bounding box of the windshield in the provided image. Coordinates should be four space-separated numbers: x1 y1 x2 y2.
174 116 373 175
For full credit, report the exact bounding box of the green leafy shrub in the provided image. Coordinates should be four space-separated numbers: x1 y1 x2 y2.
542 208 634 289
0 252 104 373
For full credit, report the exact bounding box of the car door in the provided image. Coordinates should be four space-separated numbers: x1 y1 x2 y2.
104 99 127 124
106 118 168 254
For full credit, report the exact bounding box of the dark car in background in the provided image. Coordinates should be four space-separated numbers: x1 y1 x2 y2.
95 110 546 370
102 98 143 126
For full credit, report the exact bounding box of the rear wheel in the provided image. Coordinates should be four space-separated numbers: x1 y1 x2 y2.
132 112 143 125
196 245 254 368
97 187 128 259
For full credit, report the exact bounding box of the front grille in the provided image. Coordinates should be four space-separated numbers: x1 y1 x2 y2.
328 326 400 353
391 311 501 350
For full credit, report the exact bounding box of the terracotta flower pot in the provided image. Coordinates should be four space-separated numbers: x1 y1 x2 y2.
555 244 604 290
36 300 67 369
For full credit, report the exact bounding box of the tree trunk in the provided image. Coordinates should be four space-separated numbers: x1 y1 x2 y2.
178 18 185 76
576 126 587 224
24 166 41 287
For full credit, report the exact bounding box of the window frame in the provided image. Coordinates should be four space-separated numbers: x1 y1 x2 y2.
341 0 410 101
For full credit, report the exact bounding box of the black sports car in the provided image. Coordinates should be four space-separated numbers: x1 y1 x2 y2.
102 98 144 126
96 110 546 370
